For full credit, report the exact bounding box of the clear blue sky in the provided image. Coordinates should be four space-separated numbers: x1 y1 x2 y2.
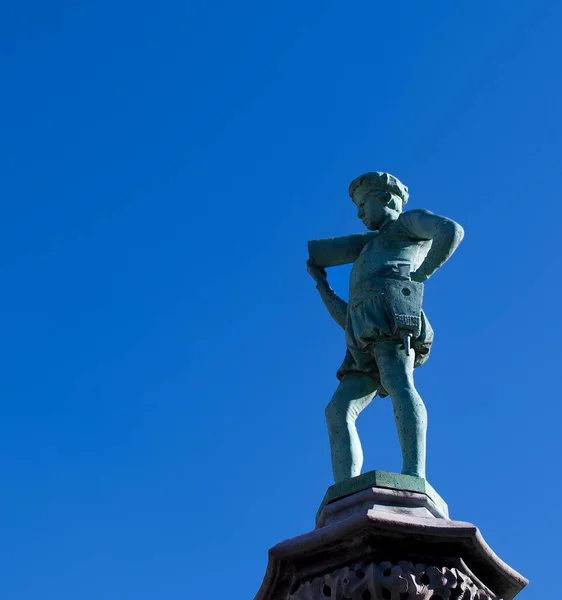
0 1 559 598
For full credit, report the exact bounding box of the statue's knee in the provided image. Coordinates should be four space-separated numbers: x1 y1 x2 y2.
380 373 416 397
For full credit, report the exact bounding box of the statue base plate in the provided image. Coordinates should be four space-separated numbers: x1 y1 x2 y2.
317 470 449 523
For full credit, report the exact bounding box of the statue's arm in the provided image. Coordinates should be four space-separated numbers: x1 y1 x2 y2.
307 261 347 330
401 209 465 282
308 232 377 268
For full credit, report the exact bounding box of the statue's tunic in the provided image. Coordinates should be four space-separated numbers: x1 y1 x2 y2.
337 212 435 395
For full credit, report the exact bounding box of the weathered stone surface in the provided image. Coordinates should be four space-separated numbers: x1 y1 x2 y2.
289 560 494 600
317 484 446 529
255 483 527 600
317 470 448 523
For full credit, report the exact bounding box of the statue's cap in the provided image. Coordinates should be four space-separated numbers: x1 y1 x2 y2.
349 172 409 205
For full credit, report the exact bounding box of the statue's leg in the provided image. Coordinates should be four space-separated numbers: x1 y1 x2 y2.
374 341 427 478
325 373 378 483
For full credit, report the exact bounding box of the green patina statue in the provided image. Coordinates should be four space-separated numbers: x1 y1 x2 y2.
307 172 464 483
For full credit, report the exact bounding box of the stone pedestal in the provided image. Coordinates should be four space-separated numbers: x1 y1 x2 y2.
255 471 527 600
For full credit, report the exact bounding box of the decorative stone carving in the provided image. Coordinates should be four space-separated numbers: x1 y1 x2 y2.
254 482 527 600
289 561 494 600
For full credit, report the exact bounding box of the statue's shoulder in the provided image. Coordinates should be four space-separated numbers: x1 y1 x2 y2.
397 208 433 227
397 210 434 240
399 208 433 222
395 209 426 230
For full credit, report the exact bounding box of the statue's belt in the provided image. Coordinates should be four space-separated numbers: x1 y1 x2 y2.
350 276 416 297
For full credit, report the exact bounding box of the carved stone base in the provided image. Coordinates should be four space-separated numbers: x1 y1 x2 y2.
255 472 527 600
290 560 492 600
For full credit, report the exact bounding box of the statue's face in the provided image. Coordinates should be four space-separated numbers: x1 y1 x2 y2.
353 187 386 230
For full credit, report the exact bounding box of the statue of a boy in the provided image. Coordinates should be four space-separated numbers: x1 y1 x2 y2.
307 172 464 483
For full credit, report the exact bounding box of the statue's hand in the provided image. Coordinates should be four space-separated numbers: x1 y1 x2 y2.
307 259 328 285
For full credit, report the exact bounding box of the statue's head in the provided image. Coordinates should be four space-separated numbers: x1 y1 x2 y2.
349 172 409 230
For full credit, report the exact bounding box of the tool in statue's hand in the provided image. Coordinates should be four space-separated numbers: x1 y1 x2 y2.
402 331 412 356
